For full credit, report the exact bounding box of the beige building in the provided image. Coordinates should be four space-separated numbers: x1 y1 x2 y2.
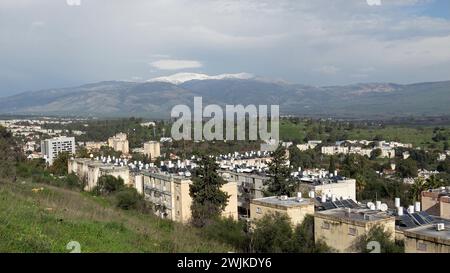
422 188 450 220
219 170 270 215
143 141 161 160
108 133 129 155
85 141 107 152
135 171 238 223
314 208 396 252
404 224 450 253
250 195 315 227
68 158 130 191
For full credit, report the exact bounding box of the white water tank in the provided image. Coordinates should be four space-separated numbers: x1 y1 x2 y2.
408 205 415 214
415 202 421 212
321 195 327 203
397 206 403 216
376 201 382 210
297 192 302 199
309 191 315 198
395 198 400 208
331 194 336 202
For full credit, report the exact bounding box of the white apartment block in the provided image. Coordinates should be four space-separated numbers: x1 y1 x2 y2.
41 136 76 165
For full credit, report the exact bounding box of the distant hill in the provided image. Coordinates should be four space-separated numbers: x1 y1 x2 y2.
1 76 449 119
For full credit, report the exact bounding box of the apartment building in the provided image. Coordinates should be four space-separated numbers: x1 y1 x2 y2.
421 187 450 220
296 140 322 151
250 195 315 226
135 171 238 223
84 141 107 152
41 136 76 165
314 208 395 252
143 141 161 160
219 170 270 215
298 176 357 202
68 158 130 191
404 223 450 253
108 132 129 155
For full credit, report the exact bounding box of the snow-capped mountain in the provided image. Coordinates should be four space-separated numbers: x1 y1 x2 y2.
147 72 254 84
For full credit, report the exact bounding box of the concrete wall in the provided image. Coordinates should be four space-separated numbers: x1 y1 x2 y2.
404 235 450 253
250 201 315 227
314 214 395 253
313 179 356 201
441 197 450 220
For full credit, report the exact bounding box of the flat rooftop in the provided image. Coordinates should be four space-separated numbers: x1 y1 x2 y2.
315 208 394 224
404 224 450 245
251 196 313 209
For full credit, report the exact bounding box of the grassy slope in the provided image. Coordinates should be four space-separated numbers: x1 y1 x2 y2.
0 180 232 253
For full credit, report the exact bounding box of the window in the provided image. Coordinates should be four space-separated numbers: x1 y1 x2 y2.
256 207 262 214
322 222 330 230
348 227 358 236
176 196 179 201
417 242 427 252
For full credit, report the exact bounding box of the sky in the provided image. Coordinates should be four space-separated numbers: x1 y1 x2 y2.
0 0 449 96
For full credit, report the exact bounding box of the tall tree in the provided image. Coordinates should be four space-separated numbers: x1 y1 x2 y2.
328 155 336 174
50 152 70 176
410 177 427 202
190 154 229 227
264 145 296 196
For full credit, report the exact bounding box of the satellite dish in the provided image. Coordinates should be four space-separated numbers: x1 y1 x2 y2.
380 203 388 212
367 202 375 209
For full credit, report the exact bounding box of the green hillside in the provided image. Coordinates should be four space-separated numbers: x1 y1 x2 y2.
0 180 232 253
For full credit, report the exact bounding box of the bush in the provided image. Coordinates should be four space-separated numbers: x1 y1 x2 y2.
251 213 295 253
93 175 124 195
63 173 85 190
115 188 142 210
352 225 404 253
202 217 250 252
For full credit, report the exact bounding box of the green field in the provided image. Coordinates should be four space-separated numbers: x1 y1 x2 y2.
279 119 449 150
0 180 232 253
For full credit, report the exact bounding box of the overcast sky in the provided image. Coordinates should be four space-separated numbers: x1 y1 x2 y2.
0 0 449 96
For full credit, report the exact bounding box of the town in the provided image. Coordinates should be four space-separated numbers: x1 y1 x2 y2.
1 116 449 253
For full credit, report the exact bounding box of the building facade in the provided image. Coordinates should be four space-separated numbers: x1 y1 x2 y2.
135 171 238 223
41 136 76 165
422 188 450 220
250 196 315 226
404 224 450 253
108 133 129 155
219 170 270 216
314 208 396 252
143 141 161 160
68 158 130 191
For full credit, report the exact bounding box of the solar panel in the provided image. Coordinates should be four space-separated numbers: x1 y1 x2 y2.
322 202 337 210
399 215 418 228
346 199 359 208
418 211 434 223
333 200 346 208
411 213 427 225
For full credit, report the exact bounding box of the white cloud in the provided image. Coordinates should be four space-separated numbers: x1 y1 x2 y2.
150 59 203 70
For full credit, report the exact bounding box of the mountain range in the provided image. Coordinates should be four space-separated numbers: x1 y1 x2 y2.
1 73 449 119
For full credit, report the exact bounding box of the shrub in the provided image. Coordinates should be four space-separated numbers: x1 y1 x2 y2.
202 217 250 252
93 175 124 195
115 188 141 210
